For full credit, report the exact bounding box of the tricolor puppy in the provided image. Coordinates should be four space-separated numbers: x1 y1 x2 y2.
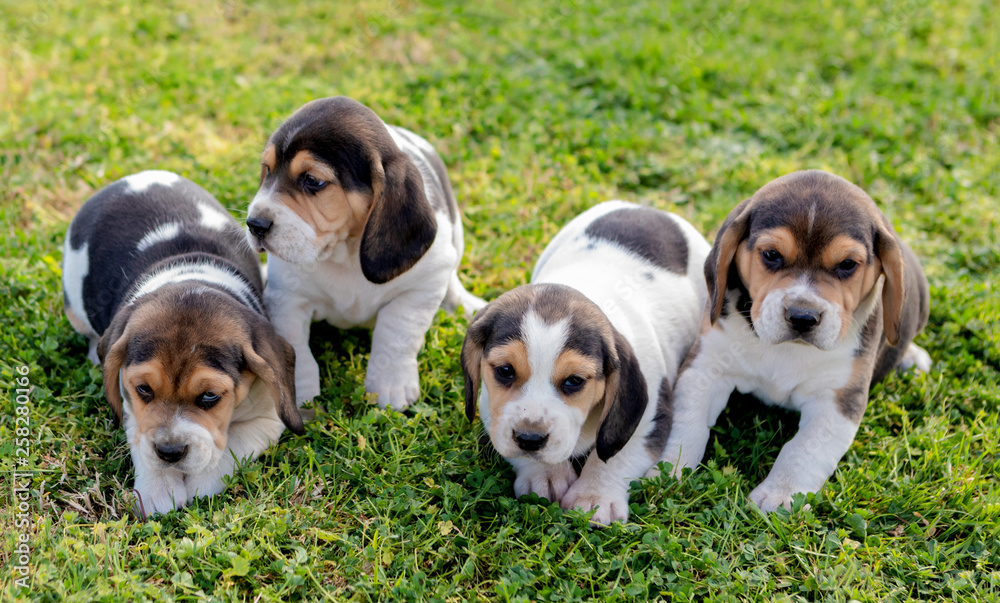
462 201 710 524
245 96 484 410
656 170 931 511
62 171 303 516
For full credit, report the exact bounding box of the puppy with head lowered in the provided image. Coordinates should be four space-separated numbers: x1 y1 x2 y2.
655 170 931 511
62 171 303 516
245 96 485 411
462 201 710 524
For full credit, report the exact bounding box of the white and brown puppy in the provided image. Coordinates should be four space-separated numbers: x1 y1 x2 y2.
246 96 484 411
656 170 931 511
62 170 303 516
462 201 710 524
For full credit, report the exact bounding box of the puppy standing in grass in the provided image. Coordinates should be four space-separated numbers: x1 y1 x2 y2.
462 202 710 524
246 96 484 411
62 171 303 516
655 170 931 511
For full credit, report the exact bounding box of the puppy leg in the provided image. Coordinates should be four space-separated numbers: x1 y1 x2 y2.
365 288 444 410
749 395 860 512
898 343 932 373
508 456 577 503
651 362 734 478
562 437 653 525
441 272 486 320
185 412 285 503
267 295 320 403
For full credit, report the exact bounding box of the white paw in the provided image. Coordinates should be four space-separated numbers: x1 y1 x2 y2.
748 477 811 512
365 359 420 410
133 472 187 518
183 470 228 503
899 343 932 373
295 353 321 403
513 461 577 502
561 480 630 525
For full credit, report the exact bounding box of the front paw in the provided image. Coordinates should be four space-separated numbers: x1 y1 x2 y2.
365 358 420 410
295 353 321 402
133 472 187 518
749 477 808 512
184 470 228 504
513 461 577 502
561 480 630 525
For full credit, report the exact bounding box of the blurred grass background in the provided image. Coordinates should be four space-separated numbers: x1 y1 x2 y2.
1 0 998 601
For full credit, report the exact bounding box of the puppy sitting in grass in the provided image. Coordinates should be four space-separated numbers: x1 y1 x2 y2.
63 171 303 516
462 201 710 524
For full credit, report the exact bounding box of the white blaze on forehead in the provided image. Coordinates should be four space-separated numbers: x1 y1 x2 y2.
521 309 570 392
197 203 231 231
136 222 182 251
123 170 181 193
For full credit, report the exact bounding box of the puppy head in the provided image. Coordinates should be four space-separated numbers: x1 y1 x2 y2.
461 284 647 464
706 170 905 348
246 96 437 282
98 284 303 476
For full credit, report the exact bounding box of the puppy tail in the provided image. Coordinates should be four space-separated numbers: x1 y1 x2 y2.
442 272 486 320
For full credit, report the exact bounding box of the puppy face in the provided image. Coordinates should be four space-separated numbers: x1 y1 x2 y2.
707 170 905 349
98 285 303 475
246 96 437 283
462 284 648 464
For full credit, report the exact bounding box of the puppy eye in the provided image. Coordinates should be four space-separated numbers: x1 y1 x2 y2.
561 375 586 395
493 364 516 385
196 392 221 410
135 384 153 401
761 249 783 270
260 164 270 183
300 174 328 192
835 259 859 279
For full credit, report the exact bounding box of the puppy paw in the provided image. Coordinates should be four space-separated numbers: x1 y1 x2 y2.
365 360 420 410
513 461 577 502
561 481 630 525
748 478 812 512
899 343 932 373
295 354 321 403
184 470 227 503
133 473 187 518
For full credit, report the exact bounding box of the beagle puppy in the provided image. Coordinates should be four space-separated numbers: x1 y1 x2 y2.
245 96 485 410
62 170 303 516
655 170 931 511
462 201 710 524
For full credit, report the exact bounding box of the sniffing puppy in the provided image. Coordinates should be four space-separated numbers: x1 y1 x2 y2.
655 170 931 511
245 96 484 410
462 201 710 524
62 170 303 516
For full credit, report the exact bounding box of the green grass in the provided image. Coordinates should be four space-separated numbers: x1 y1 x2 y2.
2 0 998 600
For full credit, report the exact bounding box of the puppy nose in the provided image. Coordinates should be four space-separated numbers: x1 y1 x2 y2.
514 431 549 452
786 307 822 333
247 216 272 239
154 443 189 463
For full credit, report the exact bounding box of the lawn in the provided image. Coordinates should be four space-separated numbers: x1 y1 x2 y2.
1 0 998 600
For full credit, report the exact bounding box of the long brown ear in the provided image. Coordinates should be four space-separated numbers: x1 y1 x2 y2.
875 216 905 347
460 302 495 421
243 316 304 435
97 304 137 425
595 330 648 462
705 198 753 324
359 152 437 284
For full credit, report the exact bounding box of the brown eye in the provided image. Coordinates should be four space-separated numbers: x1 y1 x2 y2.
494 364 516 386
761 249 783 270
835 259 859 279
196 391 221 410
260 164 270 183
301 174 327 192
135 384 153 401
561 375 586 395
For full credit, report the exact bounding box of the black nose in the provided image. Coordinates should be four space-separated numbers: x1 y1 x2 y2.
247 216 272 239
154 443 188 464
514 431 549 452
786 307 821 333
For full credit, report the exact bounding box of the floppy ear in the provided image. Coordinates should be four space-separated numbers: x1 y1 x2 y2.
874 216 905 347
595 330 648 462
359 152 438 284
460 302 495 421
705 198 753 324
243 315 304 435
97 304 137 425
